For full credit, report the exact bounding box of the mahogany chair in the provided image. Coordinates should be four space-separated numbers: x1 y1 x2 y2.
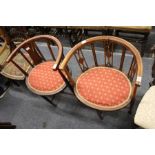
0 28 31 81
0 36 10 66
59 36 143 119
5 35 66 106
0 35 12 88
134 45 155 128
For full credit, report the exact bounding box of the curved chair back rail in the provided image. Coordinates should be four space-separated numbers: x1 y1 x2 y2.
60 36 143 98
5 35 63 77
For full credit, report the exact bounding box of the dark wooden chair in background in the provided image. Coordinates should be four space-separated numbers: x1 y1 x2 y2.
0 35 12 89
5 35 66 106
0 36 10 68
134 45 155 128
67 26 152 56
0 35 16 129
150 45 155 86
60 36 143 119
0 27 29 85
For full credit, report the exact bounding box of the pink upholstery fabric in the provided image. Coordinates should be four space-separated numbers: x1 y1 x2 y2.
27 61 65 93
76 67 131 107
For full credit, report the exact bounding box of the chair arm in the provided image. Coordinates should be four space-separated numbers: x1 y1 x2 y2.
52 50 63 71
136 76 142 86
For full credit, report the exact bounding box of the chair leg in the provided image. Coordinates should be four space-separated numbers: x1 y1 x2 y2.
128 98 135 115
141 33 149 57
58 69 74 93
41 96 57 107
50 95 56 102
96 110 104 120
12 80 20 87
131 123 139 129
6 79 20 87
0 122 16 129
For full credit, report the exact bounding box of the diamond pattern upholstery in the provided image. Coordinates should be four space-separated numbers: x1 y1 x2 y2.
26 61 65 95
75 67 132 110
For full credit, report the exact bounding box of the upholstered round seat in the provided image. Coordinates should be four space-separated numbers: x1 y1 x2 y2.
26 61 66 95
75 67 132 110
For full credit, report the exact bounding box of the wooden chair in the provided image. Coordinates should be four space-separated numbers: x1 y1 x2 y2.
0 35 12 89
0 27 31 81
59 36 143 119
0 35 11 66
5 35 66 106
134 86 155 128
134 45 155 128
67 26 152 56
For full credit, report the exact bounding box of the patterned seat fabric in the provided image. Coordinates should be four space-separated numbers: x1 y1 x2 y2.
26 61 65 95
134 86 155 129
75 67 132 110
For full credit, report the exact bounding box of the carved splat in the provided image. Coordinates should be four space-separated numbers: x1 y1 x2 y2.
47 40 56 61
22 43 43 65
74 49 88 72
119 47 126 71
103 40 114 67
90 43 98 66
128 57 137 81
